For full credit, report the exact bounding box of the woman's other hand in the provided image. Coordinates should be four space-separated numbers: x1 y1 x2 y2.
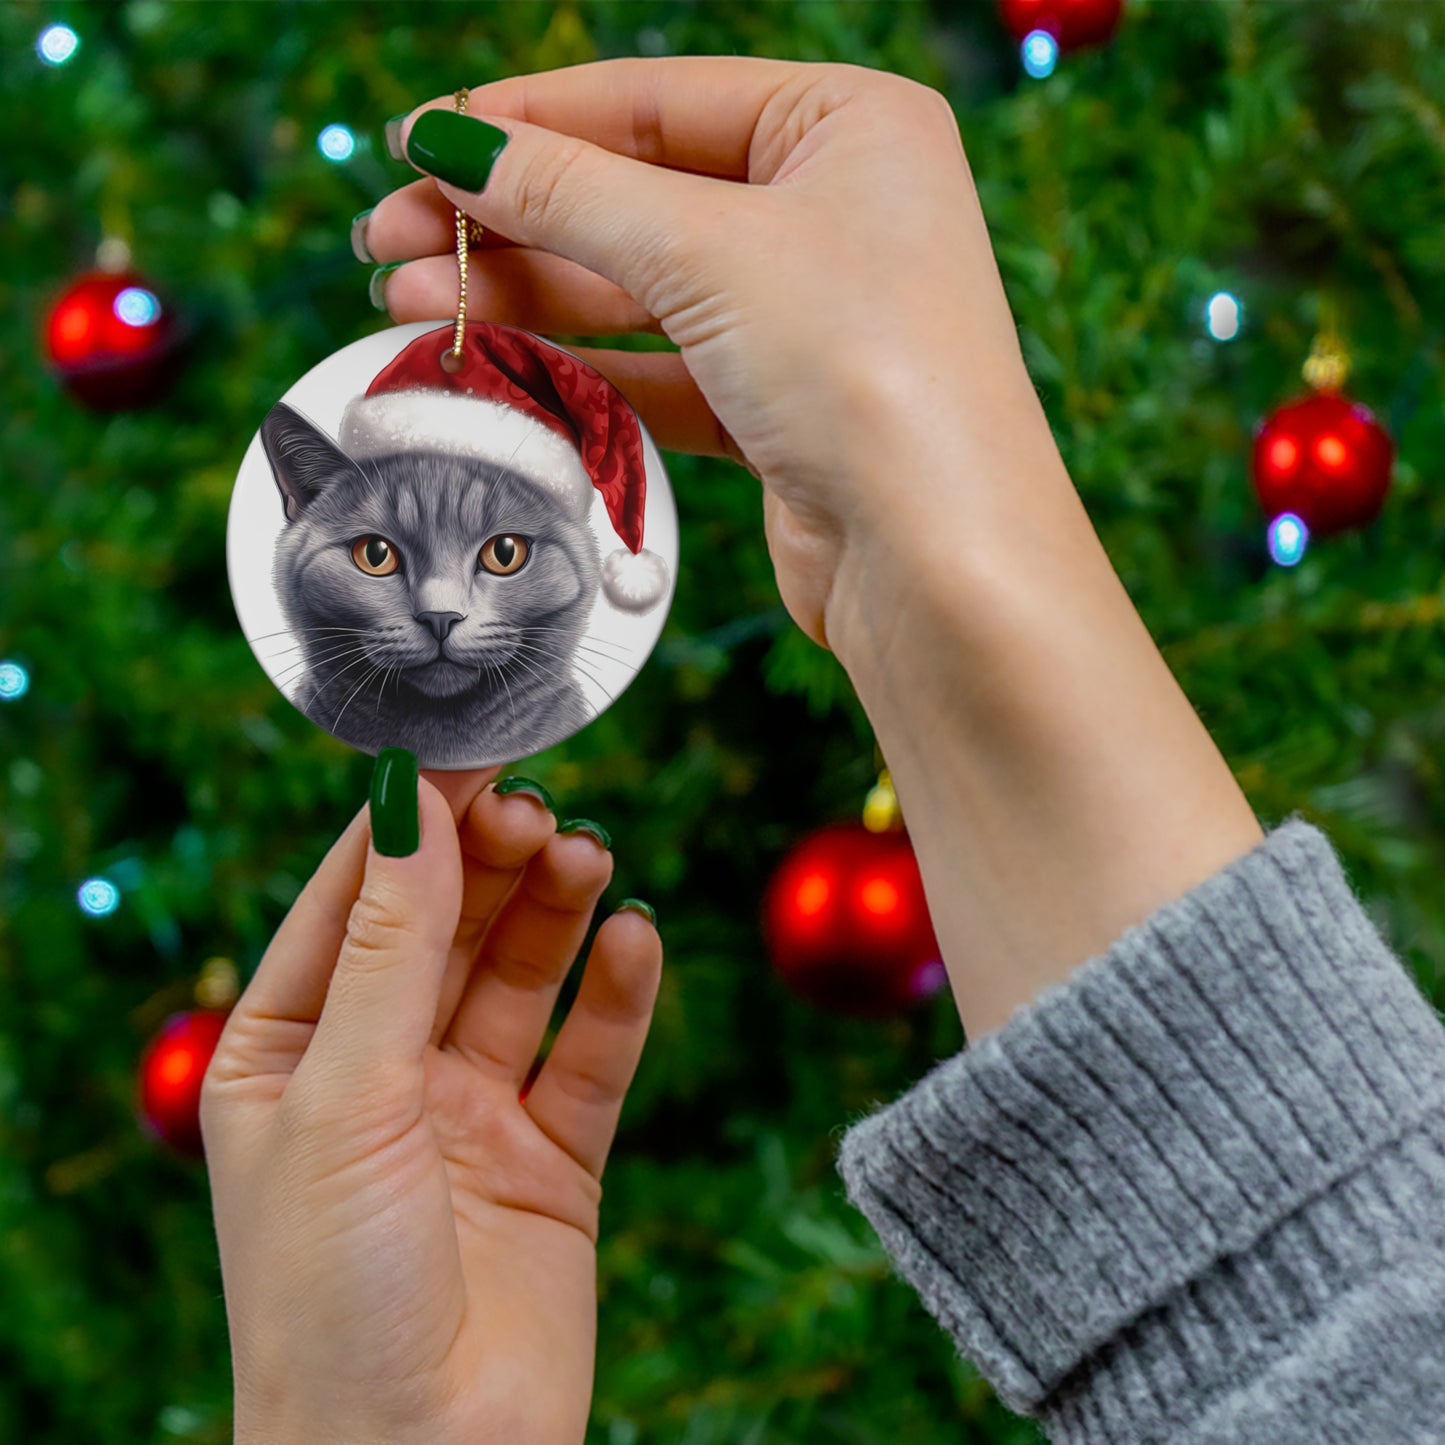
202 763 661 1445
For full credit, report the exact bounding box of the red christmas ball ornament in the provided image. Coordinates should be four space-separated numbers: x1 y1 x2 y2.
764 822 945 1018
44 269 182 410
998 0 1124 50
1251 391 1394 537
137 1009 230 1158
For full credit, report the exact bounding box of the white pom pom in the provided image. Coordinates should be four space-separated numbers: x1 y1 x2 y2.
601 548 669 613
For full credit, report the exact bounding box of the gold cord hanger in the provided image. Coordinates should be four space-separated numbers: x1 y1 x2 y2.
440 88 484 373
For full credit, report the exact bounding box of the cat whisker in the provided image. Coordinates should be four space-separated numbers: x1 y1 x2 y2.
507 637 618 707
263 635 380 662
568 662 619 709
484 656 518 729
519 625 635 661
577 630 639 659
496 648 568 715
374 665 398 722
283 640 379 669
263 636 383 670
309 649 389 704
250 626 376 645
271 641 379 682
332 662 387 734
571 642 635 668
539 649 620 707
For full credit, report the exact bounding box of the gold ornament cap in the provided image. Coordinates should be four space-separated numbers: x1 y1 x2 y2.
194 956 240 1010
1303 296 1350 392
863 768 902 833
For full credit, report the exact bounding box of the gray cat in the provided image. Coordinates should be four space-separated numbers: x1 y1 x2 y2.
260 401 599 766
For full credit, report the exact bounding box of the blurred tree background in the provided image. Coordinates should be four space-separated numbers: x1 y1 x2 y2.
2 1 1444 1442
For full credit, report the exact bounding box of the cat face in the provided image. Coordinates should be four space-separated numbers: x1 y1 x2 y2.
260 401 600 710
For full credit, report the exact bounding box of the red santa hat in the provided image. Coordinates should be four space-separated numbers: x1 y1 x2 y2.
337 321 669 612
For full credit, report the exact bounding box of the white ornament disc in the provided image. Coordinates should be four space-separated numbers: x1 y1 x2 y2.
227 320 678 769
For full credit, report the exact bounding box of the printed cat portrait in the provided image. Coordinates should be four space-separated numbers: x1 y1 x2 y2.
260 400 604 766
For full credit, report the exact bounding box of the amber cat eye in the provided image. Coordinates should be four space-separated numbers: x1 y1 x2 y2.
351 536 401 576
479 534 530 576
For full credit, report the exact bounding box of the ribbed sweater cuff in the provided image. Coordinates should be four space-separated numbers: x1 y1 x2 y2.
835 817 1445 1431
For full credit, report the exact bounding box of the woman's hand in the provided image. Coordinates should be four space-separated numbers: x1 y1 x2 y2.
363 59 1263 1040
362 56 1052 655
202 765 661 1445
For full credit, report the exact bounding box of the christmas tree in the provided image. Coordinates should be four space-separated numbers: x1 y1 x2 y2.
3 3 1443 1441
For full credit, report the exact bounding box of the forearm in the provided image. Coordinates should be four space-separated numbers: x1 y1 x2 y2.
826 378 1262 1040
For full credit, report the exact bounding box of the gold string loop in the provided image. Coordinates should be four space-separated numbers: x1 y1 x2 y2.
439 88 481 374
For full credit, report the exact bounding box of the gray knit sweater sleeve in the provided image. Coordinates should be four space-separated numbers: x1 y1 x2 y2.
835 818 1445 1443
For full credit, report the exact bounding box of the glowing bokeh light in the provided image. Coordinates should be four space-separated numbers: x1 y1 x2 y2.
859 877 901 918
910 959 948 1001
38 24 79 66
78 877 121 917
0 661 29 701
159 1047 197 1087
1315 434 1347 469
318 124 356 162
794 872 831 918
113 287 161 328
1021 30 1059 79
1205 291 1242 341
1267 512 1309 567
53 300 93 349
1268 436 1299 475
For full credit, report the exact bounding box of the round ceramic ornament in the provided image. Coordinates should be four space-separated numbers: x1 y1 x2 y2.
227 318 678 768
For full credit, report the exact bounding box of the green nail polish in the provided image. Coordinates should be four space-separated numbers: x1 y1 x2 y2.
617 898 656 926
494 775 555 812
350 208 375 264
384 113 409 162
405 110 510 192
559 818 612 851
370 748 419 857
368 261 403 311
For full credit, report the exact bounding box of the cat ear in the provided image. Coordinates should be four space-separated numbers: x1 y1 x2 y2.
261 402 366 522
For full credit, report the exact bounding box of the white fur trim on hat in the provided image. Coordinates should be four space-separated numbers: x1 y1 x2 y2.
601 548 669 612
338 389 592 520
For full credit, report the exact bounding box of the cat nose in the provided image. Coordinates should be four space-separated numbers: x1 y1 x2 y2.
415 611 465 641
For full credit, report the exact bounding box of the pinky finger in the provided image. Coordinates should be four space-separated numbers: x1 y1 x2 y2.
523 907 663 1180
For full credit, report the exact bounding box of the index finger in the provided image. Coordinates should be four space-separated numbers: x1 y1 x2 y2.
407 54 808 181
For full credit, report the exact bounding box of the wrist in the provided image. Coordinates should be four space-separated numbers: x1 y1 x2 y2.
823 407 1262 1039
824 369 1078 681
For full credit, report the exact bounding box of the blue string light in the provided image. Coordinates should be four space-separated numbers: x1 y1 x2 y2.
114 287 162 328
37 24 79 66
1021 30 1059 79
0 660 29 701
78 878 121 918
1205 291 1243 342
1267 512 1309 567
318 124 356 162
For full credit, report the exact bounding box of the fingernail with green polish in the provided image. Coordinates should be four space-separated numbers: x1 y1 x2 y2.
618 898 657 926
369 261 404 311
384 113 409 162
405 110 510 192
494 775 555 812
350 208 375 264
370 748 419 857
559 818 612 851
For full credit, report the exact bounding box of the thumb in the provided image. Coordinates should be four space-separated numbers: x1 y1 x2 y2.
398 106 748 316
302 751 463 1091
